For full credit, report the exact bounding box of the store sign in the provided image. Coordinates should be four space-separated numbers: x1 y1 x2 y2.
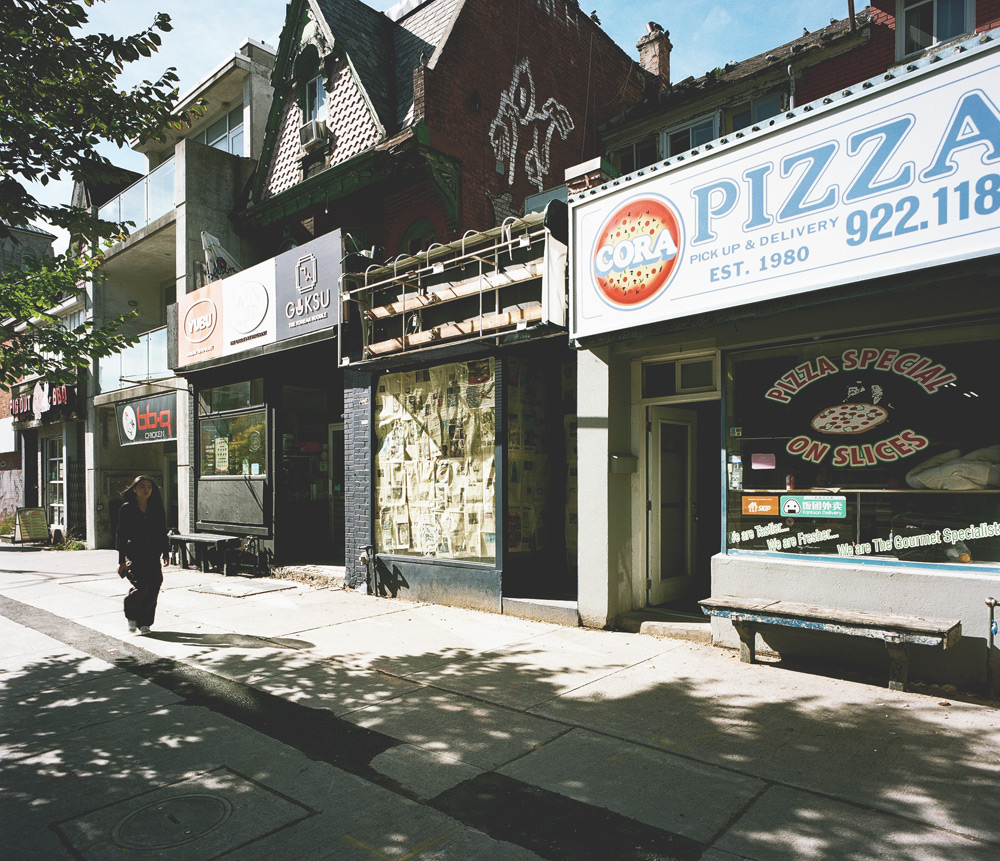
780 495 847 518
9 382 74 420
275 229 342 341
178 280 224 365
115 392 177 446
176 232 343 368
571 35 1000 338
221 259 277 356
741 496 779 515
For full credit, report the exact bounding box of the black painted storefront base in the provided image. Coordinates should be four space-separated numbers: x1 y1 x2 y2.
374 555 502 613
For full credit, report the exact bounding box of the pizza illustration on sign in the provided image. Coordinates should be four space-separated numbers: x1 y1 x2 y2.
592 195 682 307
810 403 889 435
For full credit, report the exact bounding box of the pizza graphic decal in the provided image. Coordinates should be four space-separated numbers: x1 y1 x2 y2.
811 403 889 435
592 196 682 307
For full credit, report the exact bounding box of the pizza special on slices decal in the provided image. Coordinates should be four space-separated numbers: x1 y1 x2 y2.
764 348 958 468
591 195 683 308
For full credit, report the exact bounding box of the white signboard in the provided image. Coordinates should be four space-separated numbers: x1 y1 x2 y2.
221 258 277 356
571 37 1000 339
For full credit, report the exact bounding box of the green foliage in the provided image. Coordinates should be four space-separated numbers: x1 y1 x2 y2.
0 0 186 390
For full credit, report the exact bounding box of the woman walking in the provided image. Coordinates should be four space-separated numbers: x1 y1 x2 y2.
116 475 170 634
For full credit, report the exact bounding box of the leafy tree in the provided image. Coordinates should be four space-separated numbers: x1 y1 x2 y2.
0 0 187 390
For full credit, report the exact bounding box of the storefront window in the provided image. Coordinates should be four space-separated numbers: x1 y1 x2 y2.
198 379 267 478
375 359 496 561
726 328 1000 565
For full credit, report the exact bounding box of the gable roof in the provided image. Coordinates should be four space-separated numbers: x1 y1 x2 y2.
251 0 465 207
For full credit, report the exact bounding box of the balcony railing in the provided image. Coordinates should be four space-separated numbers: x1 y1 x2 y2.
98 157 175 232
98 326 170 393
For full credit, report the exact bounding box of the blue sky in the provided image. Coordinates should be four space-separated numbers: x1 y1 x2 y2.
33 0 856 247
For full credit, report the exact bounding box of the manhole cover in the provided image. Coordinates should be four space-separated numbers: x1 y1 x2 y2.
112 794 233 850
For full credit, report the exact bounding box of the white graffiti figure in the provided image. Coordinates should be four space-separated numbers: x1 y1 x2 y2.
490 58 575 191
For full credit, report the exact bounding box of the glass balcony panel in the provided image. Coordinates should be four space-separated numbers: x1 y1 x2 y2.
146 158 174 223
119 181 146 229
98 197 120 223
98 353 122 394
147 326 168 377
119 340 146 384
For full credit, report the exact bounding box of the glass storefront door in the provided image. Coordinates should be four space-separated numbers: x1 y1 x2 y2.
44 435 65 532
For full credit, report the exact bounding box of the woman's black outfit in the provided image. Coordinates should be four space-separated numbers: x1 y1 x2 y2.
117 500 169 627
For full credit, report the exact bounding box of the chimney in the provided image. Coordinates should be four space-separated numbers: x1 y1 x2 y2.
637 22 671 92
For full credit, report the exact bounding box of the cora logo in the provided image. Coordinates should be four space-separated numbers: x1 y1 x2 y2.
592 195 682 307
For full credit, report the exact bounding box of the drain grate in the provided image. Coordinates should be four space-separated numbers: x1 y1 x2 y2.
54 767 314 859
112 794 233 850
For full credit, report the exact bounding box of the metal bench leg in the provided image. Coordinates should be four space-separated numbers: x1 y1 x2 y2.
732 620 757 663
885 639 910 692
179 543 190 570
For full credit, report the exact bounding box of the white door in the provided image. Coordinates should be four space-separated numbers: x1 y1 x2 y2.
647 406 697 605
43 435 65 533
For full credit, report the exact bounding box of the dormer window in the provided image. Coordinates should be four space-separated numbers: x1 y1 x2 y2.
897 0 974 58
304 74 325 123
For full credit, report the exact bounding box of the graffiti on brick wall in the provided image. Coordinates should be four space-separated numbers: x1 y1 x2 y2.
0 466 23 518
490 58 575 192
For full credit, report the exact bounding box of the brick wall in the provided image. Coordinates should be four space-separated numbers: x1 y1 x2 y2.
424 0 644 230
343 367 373 588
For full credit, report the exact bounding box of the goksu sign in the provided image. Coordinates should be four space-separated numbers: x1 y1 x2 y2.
571 32 1000 339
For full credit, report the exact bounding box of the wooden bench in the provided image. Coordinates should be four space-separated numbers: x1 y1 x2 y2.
699 596 962 692
169 532 242 575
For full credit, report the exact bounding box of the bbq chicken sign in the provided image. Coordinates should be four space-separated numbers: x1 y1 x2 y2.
570 31 1000 339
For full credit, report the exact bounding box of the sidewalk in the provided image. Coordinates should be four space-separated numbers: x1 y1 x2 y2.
2 547 999 859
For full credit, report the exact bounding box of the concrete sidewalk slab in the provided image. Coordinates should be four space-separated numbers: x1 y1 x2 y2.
408 624 688 710
1 667 181 762
342 685 570 771
300 602 562 675
54 766 314 860
498 727 764 843
530 640 1000 845
246 657 425 716
370 742 485 799
715 784 999 860
178 585 401 638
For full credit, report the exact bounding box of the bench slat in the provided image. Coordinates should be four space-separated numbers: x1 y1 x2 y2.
700 595 960 639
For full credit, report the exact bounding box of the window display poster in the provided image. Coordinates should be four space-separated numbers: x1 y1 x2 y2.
375 359 496 561
727 334 1000 564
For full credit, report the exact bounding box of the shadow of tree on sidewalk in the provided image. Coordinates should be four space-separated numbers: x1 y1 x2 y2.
1 598 999 860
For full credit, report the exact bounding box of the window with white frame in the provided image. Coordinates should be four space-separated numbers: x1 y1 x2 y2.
898 0 974 57
664 115 716 157
304 75 325 123
192 103 244 156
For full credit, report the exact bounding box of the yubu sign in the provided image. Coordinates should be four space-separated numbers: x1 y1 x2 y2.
571 32 1000 338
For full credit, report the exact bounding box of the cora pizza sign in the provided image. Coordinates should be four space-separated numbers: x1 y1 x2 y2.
591 195 682 308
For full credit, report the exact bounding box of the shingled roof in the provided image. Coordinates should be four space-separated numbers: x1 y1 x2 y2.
312 0 463 136
252 0 465 205
607 7 875 129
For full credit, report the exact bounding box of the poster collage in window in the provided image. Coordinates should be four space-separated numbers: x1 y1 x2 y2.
375 359 496 561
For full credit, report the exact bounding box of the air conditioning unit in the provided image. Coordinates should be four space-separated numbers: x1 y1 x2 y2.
299 119 327 151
